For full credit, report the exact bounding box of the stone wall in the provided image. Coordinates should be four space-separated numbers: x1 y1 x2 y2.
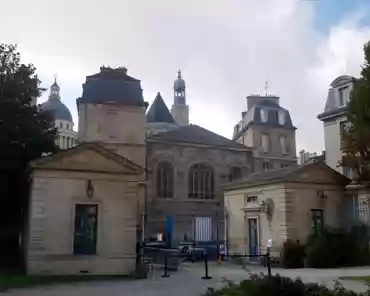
145 141 253 244
27 169 139 275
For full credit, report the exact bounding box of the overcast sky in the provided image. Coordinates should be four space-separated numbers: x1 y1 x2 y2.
1 0 370 153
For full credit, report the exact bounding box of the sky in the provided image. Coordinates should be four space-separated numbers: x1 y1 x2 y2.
1 0 370 154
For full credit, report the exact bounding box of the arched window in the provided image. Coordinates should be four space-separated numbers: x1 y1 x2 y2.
228 167 242 182
156 162 174 198
188 163 215 199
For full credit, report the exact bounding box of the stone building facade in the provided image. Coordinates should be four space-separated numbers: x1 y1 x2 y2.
146 125 253 244
232 94 297 171
224 162 349 259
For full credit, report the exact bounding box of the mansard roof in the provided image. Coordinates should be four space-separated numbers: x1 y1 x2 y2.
233 96 295 140
76 67 148 108
146 93 175 124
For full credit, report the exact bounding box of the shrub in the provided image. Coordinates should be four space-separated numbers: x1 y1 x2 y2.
281 240 305 268
306 227 370 268
203 274 361 296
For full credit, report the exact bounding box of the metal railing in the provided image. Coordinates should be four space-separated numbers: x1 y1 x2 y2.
139 242 272 280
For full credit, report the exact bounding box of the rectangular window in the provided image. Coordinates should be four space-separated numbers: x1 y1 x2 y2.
338 86 348 107
311 209 323 236
73 204 98 255
59 122 63 128
245 195 258 203
280 135 288 154
260 109 268 122
339 121 348 147
262 162 271 171
278 111 285 125
262 134 269 153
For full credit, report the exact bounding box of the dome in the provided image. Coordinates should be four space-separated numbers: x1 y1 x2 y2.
41 98 73 121
173 70 186 90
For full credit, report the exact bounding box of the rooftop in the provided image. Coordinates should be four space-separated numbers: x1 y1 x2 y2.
147 93 176 124
148 124 251 150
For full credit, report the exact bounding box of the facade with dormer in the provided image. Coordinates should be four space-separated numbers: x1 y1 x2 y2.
27 67 255 275
232 95 297 172
317 75 356 178
318 75 370 226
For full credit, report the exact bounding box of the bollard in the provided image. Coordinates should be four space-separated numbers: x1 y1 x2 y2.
202 251 212 280
266 250 271 280
162 252 170 278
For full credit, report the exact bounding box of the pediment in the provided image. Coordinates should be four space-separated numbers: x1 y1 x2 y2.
291 164 349 185
32 143 143 175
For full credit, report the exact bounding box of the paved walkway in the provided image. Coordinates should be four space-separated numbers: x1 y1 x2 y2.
2 263 370 296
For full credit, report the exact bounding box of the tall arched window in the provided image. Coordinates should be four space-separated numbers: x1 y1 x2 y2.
188 163 215 199
156 162 174 198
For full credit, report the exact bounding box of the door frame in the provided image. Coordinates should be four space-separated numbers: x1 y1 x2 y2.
71 201 101 256
245 216 260 258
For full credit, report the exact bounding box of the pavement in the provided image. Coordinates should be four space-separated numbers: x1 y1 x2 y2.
2 262 370 296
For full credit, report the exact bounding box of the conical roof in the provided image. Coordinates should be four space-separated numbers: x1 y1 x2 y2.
147 93 175 123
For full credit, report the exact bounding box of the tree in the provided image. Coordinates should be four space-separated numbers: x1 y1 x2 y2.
0 43 58 267
341 41 370 185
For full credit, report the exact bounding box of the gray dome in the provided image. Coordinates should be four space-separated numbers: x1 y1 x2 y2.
174 70 186 90
41 98 73 121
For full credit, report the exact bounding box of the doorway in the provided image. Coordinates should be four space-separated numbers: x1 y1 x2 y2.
247 218 259 258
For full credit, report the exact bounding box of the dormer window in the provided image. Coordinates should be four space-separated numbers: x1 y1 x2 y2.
278 111 285 125
338 86 349 107
260 109 268 122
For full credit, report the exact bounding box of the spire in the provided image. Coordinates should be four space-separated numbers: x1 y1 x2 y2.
147 92 175 123
49 75 60 99
171 69 189 126
264 80 268 96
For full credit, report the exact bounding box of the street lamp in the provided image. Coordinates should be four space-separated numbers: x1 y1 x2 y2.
216 202 220 260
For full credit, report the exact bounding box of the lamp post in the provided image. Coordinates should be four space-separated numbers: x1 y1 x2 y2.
191 211 195 249
216 202 220 261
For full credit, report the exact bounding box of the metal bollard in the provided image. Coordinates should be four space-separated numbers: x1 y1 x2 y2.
266 250 271 280
162 252 170 277
202 250 212 280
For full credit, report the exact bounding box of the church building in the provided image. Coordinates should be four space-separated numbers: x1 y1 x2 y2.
25 66 270 275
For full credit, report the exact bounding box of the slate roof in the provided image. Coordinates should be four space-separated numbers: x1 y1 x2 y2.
148 124 251 150
223 162 350 190
76 67 148 108
317 75 356 121
41 98 73 121
233 97 295 140
147 93 175 123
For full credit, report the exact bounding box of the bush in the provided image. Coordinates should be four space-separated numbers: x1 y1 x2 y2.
281 240 305 268
306 227 370 268
203 274 361 296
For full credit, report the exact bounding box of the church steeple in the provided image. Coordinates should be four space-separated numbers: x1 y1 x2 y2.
49 75 60 100
171 70 189 126
173 70 186 105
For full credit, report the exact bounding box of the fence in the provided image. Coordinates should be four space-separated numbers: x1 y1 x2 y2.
140 242 272 280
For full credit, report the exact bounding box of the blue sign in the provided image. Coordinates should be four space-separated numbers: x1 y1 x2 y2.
165 215 173 247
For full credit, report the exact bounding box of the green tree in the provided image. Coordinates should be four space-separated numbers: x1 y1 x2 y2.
0 43 58 267
341 41 370 185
